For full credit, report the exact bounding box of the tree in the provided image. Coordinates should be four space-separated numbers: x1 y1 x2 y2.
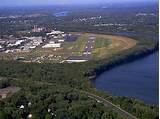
45 114 52 119
0 111 7 119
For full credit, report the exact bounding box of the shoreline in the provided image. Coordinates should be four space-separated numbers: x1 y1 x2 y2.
87 42 159 106
88 43 159 80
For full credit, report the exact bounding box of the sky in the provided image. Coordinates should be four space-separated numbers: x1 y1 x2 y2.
0 0 158 7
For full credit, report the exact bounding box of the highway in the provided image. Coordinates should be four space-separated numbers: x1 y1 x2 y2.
83 91 138 119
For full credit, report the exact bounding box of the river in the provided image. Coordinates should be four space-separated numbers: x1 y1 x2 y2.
92 34 159 105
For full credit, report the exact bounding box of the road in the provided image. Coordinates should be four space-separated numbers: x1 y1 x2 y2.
83 91 138 119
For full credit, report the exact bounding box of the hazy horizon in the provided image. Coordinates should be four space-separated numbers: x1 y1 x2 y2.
0 0 158 7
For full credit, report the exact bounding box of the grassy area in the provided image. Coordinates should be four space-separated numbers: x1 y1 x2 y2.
92 34 137 59
94 38 112 49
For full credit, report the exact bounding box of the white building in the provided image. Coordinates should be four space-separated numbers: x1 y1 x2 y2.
66 59 88 63
66 56 90 63
58 39 65 42
29 46 36 49
47 30 64 36
42 42 61 48
15 40 25 46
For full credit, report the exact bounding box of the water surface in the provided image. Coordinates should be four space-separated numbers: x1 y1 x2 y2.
92 52 159 105
54 11 69 17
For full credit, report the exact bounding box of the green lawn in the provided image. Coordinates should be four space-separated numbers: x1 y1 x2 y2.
92 37 112 59
95 38 112 49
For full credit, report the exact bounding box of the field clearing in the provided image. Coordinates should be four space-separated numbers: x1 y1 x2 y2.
91 34 137 59
94 38 112 49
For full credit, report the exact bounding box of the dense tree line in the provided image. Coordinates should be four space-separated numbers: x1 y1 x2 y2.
0 78 11 89
0 79 123 119
0 5 158 35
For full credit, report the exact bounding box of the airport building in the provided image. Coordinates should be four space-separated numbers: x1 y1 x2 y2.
42 41 61 48
66 56 90 63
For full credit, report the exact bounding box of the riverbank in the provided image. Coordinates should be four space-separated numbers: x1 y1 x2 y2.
87 40 159 79
85 38 159 118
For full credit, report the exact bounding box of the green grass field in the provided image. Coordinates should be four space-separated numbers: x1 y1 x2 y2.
94 38 112 49
91 34 137 59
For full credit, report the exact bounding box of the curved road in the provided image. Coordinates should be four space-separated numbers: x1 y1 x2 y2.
83 91 138 119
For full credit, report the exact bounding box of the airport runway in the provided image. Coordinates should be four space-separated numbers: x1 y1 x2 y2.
67 36 95 62
82 36 95 57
